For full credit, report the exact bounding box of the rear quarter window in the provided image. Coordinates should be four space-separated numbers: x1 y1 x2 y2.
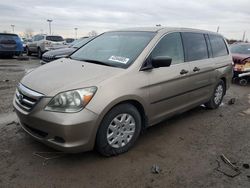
209 34 228 57
182 32 208 62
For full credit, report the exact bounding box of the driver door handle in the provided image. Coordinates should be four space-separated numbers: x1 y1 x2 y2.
180 69 189 75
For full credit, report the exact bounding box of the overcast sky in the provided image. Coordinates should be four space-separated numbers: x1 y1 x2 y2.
0 0 249 40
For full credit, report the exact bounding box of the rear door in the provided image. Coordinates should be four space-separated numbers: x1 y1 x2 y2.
181 32 214 105
147 32 192 124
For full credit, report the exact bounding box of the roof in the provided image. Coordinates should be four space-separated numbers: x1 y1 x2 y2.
0 33 18 36
110 27 220 35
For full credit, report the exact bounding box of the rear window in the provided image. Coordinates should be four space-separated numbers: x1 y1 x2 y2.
0 34 18 39
182 32 208 62
209 35 228 57
46 36 64 42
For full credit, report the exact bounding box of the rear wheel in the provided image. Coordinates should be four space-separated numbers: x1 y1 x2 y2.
96 104 142 156
205 80 225 109
37 48 42 59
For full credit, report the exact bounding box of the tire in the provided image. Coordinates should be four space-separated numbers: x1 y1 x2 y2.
205 80 225 109
239 79 248 86
96 103 142 156
37 48 42 59
26 47 31 56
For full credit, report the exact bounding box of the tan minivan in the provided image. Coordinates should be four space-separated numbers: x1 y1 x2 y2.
14 27 233 156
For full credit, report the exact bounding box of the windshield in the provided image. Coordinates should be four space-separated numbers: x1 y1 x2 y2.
72 37 92 48
46 36 64 42
70 31 155 68
230 44 250 55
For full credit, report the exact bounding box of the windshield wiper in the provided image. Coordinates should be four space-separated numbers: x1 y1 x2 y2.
78 59 115 67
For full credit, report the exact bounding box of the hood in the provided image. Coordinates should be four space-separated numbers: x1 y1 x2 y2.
232 53 250 64
21 58 123 96
43 47 76 57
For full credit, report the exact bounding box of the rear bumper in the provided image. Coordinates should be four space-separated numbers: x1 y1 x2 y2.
14 97 99 153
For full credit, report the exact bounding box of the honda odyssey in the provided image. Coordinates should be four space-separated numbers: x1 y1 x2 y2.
14 27 233 156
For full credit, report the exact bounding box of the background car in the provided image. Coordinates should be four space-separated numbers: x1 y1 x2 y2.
26 34 66 58
21 38 32 53
65 38 75 44
230 42 250 85
0 33 23 58
41 37 93 64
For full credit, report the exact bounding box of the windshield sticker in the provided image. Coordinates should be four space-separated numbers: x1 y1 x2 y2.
108 56 129 64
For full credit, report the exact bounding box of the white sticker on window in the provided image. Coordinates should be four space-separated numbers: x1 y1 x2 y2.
108 56 130 64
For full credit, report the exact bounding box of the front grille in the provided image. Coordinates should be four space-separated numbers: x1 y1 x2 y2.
15 83 44 112
42 55 56 63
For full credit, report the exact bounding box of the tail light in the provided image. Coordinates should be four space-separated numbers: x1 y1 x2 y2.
44 41 51 46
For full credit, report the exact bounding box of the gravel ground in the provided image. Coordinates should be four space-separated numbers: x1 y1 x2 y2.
0 56 250 188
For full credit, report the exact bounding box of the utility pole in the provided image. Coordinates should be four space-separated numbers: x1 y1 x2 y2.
74 28 78 39
47 19 53 35
242 31 246 42
216 26 220 33
11 24 15 33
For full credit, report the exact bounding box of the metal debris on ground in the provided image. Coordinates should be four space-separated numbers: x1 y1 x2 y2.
1 79 16 82
243 163 250 169
215 154 241 178
228 98 236 105
33 152 67 166
6 121 19 126
151 164 160 174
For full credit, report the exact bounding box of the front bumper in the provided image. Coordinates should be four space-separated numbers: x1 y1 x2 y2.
14 96 99 153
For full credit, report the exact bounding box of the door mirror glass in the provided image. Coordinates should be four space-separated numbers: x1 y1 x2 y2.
152 56 172 68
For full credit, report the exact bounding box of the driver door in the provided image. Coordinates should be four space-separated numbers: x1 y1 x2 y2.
147 32 192 125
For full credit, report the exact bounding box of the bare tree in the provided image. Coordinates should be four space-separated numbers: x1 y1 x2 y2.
23 28 34 39
88 30 98 37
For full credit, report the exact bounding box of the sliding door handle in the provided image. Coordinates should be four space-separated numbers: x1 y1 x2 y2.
193 67 200 72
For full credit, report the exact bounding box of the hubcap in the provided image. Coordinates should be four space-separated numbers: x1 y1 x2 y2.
214 85 223 105
107 113 136 148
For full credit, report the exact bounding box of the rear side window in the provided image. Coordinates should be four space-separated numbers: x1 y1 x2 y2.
46 36 64 42
209 35 228 57
182 32 208 61
151 32 184 64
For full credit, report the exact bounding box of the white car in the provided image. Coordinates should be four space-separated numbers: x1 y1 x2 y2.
26 34 66 58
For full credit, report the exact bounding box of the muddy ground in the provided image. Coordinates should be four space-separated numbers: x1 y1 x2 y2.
0 56 250 188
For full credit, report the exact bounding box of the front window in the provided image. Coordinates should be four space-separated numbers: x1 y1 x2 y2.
70 31 155 68
230 44 250 55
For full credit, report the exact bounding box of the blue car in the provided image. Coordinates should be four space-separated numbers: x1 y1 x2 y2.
0 33 23 57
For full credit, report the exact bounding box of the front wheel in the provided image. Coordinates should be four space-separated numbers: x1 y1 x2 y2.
205 80 225 109
96 104 142 156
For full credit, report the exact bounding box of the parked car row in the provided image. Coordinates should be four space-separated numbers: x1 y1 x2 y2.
0 32 84 58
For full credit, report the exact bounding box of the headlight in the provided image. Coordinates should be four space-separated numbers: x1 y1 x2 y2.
45 87 97 113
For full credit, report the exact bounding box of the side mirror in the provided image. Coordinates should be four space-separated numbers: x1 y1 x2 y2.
151 56 172 68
